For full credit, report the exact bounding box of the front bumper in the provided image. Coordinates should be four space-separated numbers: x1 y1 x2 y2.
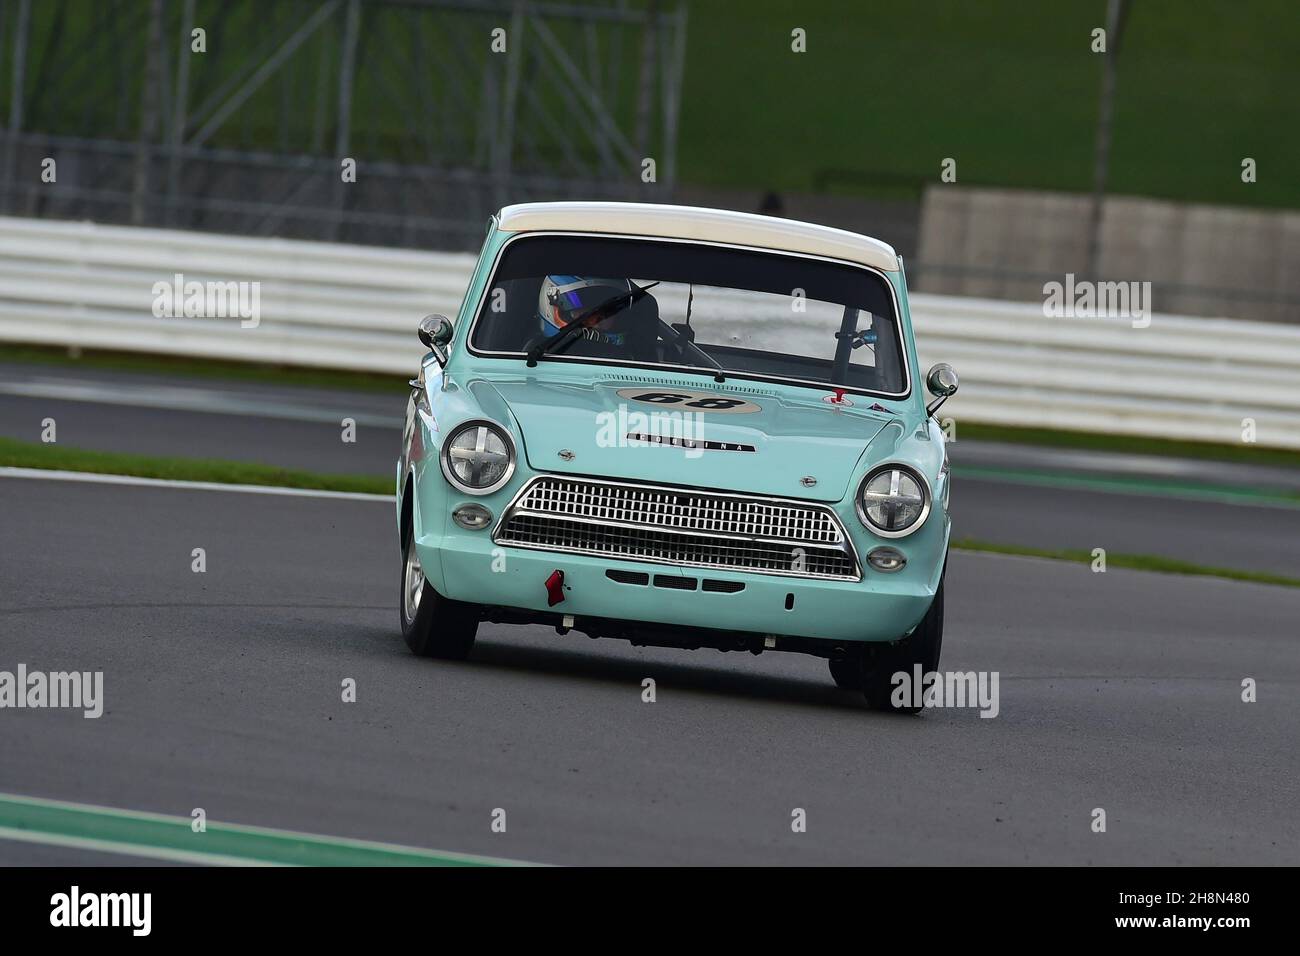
417 516 946 644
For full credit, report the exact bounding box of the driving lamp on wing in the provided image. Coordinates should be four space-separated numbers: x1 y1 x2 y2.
451 503 494 530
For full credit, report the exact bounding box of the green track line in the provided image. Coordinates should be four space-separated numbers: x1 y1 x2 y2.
955 464 1300 510
952 422 1300 471
0 792 528 867
951 539 1300 590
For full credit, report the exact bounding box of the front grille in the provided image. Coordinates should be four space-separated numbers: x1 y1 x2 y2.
494 476 860 581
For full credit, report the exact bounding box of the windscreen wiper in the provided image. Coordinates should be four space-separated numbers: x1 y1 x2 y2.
525 281 660 367
662 319 726 382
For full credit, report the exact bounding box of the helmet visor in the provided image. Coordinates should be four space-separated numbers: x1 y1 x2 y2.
542 276 630 332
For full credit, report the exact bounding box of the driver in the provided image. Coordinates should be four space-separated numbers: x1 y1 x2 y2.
537 275 635 347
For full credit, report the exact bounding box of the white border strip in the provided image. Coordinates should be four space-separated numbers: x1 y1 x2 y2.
0 791 540 867
0 826 281 867
0 467 391 501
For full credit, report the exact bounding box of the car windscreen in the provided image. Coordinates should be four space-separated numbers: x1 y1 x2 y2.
469 235 908 396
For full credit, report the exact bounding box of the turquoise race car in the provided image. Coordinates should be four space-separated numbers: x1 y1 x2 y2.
396 202 958 712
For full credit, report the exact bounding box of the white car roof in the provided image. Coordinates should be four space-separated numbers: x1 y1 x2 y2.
496 201 900 272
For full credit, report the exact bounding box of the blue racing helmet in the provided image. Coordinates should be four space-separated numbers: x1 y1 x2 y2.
537 275 633 344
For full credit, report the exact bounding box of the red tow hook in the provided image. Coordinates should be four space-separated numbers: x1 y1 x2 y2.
545 569 566 606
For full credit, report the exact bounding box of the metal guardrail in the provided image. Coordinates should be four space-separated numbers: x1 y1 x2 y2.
2 216 1298 449
911 295 1300 449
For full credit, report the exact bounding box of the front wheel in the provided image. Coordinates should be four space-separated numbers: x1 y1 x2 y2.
400 520 478 659
861 573 944 713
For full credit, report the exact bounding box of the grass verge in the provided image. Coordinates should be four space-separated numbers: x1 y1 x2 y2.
0 437 390 496
951 538 1300 590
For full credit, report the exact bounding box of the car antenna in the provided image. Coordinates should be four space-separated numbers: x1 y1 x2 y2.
685 284 724 383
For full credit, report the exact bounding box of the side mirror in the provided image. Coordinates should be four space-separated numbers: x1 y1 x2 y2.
925 363 958 417
418 314 454 365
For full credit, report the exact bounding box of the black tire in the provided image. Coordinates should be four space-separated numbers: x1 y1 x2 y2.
400 516 478 659
862 572 944 713
828 655 863 690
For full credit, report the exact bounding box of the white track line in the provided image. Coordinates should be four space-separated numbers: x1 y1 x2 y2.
0 826 279 867
0 467 391 501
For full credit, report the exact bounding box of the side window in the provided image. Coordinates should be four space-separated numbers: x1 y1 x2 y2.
474 277 541 351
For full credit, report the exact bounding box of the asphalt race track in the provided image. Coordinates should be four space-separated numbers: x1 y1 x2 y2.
1 474 1296 865
0 363 402 475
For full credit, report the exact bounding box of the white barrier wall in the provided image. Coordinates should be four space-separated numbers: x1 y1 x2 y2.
2 216 1299 449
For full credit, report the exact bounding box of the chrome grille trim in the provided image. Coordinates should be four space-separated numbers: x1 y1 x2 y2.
493 476 861 581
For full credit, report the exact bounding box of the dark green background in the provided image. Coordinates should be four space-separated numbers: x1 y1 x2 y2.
7 0 1295 207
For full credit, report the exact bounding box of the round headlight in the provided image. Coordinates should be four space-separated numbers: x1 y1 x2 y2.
440 421 515 495
857 464 930 537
